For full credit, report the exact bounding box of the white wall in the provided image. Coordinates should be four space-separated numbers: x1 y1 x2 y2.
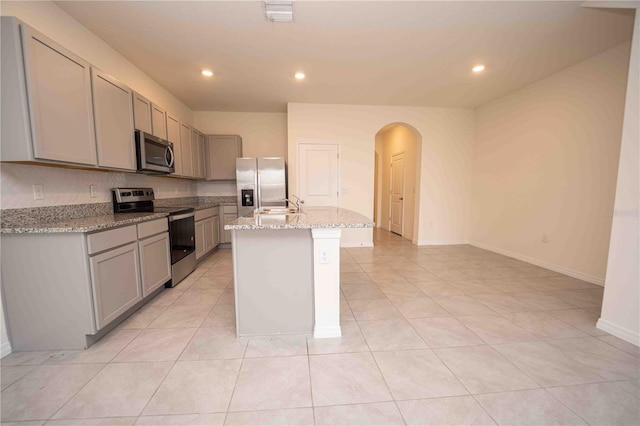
599 12 639 345
378 125 420 241
0 164 197 209
288 103 475 247
194 111 288 196
470 42 631 285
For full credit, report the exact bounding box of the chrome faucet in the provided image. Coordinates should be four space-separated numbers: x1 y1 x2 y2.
282 195 305 212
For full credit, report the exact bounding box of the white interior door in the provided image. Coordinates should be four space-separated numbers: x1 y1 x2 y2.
298 144 339 206
390 152 405 235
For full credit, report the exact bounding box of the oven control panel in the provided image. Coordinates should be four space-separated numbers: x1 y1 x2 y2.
113 187 155 203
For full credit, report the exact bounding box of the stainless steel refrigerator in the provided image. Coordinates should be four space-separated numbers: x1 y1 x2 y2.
236 157 287 217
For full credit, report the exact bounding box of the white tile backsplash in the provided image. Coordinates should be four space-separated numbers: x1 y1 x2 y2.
197 181 236 197
0 163 197 209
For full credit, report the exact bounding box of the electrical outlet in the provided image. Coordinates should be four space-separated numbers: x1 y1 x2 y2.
175 188 179 195
542 233 549 243
319 249 330 264
89 184 97 198
32 184 44 200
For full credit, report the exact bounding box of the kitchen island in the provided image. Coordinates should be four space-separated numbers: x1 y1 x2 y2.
225 206 374 338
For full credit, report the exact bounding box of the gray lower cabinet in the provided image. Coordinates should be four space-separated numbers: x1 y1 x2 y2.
204 217 215 252
195 219 206 260
138 232 171 297
1 218 171 351
195 207 221 260
89 242 142 330
221 205 238 244
213 215 221 247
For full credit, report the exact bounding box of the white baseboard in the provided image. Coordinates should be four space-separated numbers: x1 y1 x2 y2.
417 240 469 246
597 318 640 346
469 241 605 286
1 340 12 358
314 325 342 339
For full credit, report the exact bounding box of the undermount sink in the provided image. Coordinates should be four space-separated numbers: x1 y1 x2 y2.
257 207 300 215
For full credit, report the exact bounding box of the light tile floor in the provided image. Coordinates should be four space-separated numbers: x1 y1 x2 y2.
2 229 639 425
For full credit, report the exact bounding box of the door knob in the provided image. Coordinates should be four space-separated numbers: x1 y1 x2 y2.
399 197 404 201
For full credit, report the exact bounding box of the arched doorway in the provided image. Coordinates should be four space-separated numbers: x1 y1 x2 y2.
374 123 422 243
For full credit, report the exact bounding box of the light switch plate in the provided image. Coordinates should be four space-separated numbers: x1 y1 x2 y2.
89 184 97 198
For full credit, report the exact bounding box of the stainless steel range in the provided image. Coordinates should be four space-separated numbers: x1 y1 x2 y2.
112 188 195 286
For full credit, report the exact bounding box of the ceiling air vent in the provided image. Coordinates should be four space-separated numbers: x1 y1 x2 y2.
264 1 294 22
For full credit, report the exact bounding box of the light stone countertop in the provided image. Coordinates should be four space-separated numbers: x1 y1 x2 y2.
0 196 238 234
225 206 374 230
0 212 169 234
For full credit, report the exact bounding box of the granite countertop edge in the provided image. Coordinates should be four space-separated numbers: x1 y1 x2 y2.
1 212 169 234
226 223 375 230
224 207 374 231
1 196 238 234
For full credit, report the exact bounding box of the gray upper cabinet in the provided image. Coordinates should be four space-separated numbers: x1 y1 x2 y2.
133 91 152 134
188 128 206 179
167 114 183 176
221 205 238 244
191 128 201 178
91 68 136 171
0 17 97 166
206 135 243 180
0 16 213 183
180 122 194 177
198 132 206 179
151 103 167 139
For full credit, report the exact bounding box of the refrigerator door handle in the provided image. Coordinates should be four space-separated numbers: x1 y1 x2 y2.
256 170 262 210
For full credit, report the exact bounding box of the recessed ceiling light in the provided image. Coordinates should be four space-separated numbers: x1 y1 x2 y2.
294 72 305 80
472 65 485 73
201 69 213 77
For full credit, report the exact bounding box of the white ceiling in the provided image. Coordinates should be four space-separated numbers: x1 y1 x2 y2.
55 1 635 112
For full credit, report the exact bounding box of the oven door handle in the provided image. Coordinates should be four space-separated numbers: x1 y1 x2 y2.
168 212 195 222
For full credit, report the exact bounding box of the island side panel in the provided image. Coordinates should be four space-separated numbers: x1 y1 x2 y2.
232 228 314 336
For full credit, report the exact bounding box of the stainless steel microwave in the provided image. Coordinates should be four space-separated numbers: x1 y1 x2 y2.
135 130 175 174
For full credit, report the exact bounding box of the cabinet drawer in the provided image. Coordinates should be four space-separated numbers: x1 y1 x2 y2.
223 205 238 214
137 218 168 239
87 225 136 255
195 207 215 221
